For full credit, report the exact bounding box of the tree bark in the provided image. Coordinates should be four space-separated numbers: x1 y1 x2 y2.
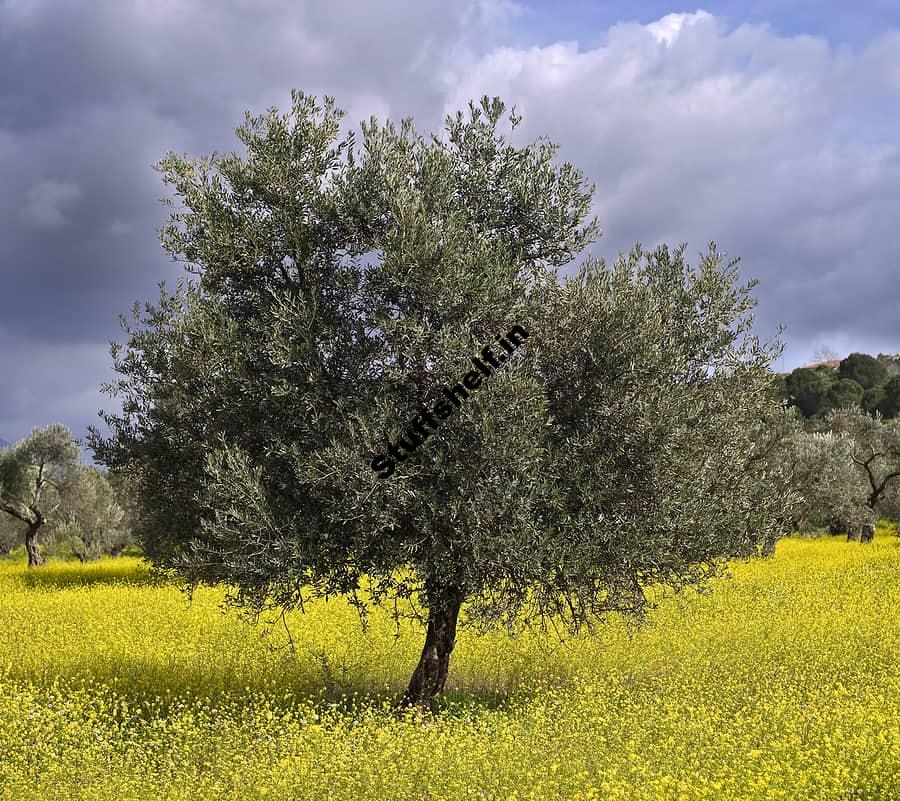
402 584 464 708
25 523 45 568
0 543 10 557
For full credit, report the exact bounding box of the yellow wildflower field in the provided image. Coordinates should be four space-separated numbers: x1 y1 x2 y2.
0 531 897 800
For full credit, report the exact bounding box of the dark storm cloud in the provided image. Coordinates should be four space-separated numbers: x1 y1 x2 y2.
0 0 512 444
1 1 899 447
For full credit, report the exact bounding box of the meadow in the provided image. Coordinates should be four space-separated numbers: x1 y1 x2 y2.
0 531 897 801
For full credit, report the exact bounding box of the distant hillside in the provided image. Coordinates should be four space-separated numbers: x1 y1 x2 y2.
782 351 900 419
0 438 10 449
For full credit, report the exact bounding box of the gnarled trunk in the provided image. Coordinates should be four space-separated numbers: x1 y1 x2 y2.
25 523 45 568
402 584 464 708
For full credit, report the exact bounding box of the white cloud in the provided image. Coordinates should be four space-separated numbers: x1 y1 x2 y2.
645 9 714 46
438 12 900 367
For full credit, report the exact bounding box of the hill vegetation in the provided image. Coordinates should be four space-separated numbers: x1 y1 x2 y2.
779 352 900 419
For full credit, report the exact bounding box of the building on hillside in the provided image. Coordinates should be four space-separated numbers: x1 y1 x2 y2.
800 359 840 370
799 354 900 375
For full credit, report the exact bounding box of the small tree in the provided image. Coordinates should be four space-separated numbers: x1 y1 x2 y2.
821 408 900 526
0 441 16 556
862 385 887 416
49 466 127 562
785 431 871 533
0 514 25 557
837 352 887 390
741 405 805 556
104 470 140 556
785 367 834 417
747 407 870 549
877 375 900 418
878 480 900 523
827 378 864 410
91 92 791 705
0 425 82 567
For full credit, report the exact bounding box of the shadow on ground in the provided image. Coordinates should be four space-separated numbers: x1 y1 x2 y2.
17 564 163 590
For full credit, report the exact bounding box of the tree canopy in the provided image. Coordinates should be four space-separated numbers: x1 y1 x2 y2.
781 353 900 420
820 408 900 515
837 353 888 390
91 92 791 705
0 424 82 567
785 366 834 417
49 465 128 562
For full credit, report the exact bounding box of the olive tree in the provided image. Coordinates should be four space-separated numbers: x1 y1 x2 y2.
0 439 18 556
49 466 128 562
878 480 900 523
784 430 872 534
0 514 24 557
822 408 900 523
91 92 790 705
0 424 82 567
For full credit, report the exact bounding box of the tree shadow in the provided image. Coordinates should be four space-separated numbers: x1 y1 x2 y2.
17 564 162 590
1 650 531 724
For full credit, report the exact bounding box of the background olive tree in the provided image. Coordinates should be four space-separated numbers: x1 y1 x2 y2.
784 430 872 535
91 92 790 706
48 466 129 562
0 514 25 558
0 424 82 567
820 408 900 527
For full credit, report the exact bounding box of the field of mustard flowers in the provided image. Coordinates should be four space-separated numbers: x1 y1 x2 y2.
0 530 897 801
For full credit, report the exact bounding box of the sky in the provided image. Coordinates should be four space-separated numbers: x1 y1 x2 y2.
1 0 899 448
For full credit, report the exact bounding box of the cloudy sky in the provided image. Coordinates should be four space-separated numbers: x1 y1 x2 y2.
1 0 899 447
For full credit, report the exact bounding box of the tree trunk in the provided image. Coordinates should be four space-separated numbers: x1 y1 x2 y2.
860 522 875 544
0 543 10 557
846 524 861 543
402 584 464 708
25 524 45 568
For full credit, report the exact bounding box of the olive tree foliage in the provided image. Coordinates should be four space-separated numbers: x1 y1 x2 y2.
0 514 25 557
90 92 790 705
877 480 900 523
0 424 82 567
753 407 875 540
820 408 900 518
782 430 871 534
48 466 128 562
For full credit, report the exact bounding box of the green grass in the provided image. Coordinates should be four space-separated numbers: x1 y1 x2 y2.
0 530 897 800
